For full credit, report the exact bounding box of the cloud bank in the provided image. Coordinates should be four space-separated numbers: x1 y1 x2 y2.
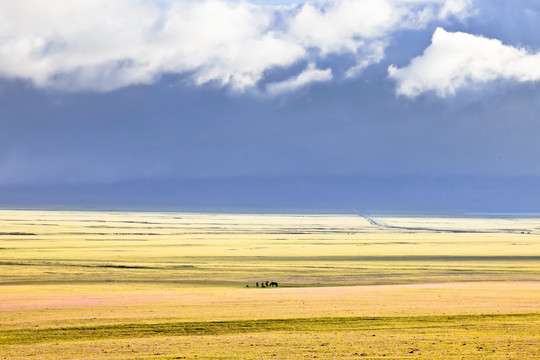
389 27 540 98
0 0 472 94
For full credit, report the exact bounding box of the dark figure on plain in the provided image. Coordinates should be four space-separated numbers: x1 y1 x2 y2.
256 282 259 287
261 283 266 288
269 282 278 287
265 281 269 287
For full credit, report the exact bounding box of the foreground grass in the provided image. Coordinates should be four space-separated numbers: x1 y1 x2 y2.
0 210 539 359
1 313 538 359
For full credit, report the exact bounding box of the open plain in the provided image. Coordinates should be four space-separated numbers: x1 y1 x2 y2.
0 210 539 359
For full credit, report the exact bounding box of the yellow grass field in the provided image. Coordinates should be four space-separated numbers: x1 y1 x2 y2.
0 210 539 359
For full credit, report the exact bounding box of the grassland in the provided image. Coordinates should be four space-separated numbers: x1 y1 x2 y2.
0 210 539 359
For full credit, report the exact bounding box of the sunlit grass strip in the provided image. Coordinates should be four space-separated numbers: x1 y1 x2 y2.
2 313 538 345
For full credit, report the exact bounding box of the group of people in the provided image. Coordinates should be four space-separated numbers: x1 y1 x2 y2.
246 281 278 288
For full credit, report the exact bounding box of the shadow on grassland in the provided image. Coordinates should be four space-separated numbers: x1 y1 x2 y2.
1 313 538 345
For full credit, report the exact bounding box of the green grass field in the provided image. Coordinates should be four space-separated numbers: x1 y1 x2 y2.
0 210 539 359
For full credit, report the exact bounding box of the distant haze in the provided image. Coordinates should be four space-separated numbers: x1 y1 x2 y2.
2 176 540 213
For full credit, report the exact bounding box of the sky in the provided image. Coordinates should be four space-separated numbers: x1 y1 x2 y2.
1 0 540 211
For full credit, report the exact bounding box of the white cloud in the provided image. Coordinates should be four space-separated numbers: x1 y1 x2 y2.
0 0 473 93
388 27 540 98
0 0 305 92
266 63 332 95
344 40 386 78
437 0 473 20
286 0 473 76
288 0 473 52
